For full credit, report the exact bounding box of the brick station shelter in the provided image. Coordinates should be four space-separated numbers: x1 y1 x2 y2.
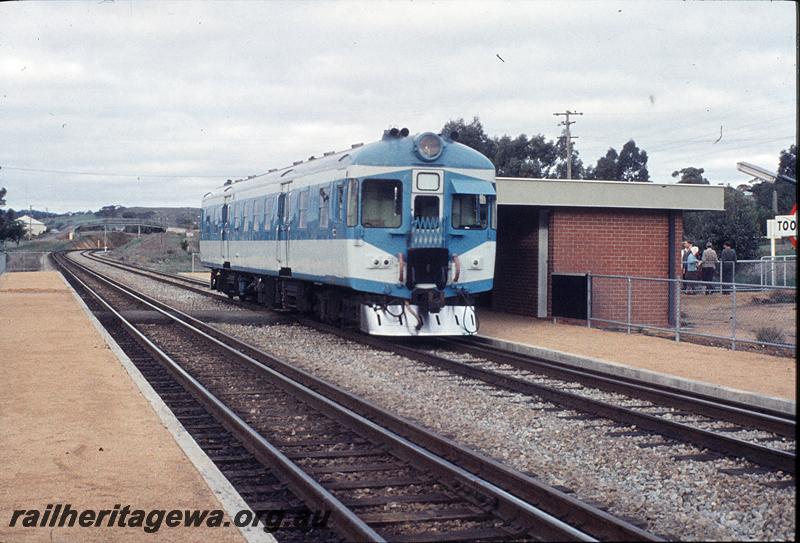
489 178 725 326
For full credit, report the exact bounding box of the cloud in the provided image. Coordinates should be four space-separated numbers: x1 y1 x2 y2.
0 0 795 212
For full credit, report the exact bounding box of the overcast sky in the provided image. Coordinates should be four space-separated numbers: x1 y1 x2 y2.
0 1 796 213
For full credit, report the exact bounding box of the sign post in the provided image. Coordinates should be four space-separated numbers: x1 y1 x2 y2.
781 203 798 249
766 219 778 285
765 204 797 285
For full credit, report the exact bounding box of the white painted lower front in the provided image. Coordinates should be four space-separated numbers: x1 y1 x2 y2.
360 303 478 336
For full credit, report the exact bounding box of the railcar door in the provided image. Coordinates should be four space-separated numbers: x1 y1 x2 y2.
275 187 291 274
411 169 444 247
221 194 232 260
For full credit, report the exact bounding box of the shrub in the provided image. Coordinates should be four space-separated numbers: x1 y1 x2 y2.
752 290 796 305
180 239 189 252
768 290 796 304
755 327 786 345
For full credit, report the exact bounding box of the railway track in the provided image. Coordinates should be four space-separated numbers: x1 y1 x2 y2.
76 250 796 474
85 251 212 289
56 251 658 541
307 322 795 475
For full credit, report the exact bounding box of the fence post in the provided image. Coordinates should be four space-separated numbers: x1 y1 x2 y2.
675 279 681 342
783 259 787 287
586 273 592 329
626 277 632 334
731 282 737 350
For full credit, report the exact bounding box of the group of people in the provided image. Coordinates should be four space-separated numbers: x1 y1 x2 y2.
681 240 737 294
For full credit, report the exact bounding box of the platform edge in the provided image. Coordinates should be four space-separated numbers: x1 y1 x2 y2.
475 334 796 416
58 271 277 543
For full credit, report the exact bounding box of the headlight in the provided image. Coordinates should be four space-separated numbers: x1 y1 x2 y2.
414 133 443 161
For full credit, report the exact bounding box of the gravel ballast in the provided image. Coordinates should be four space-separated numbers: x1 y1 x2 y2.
69 252 246 313
215 322 796 541
62 254 795 540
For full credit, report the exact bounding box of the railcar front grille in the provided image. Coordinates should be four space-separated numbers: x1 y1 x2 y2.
410 216 446 248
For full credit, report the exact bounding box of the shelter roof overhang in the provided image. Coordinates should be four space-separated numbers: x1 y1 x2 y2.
497 178 725 211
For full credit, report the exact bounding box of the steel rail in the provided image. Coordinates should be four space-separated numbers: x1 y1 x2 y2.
55 254 386 542
304 322 796 474
70 251 795 471
70 251 796 468
441 338 795 437
57 253 614 542
80 250 793 428
65 260 658 541
82 250 210 289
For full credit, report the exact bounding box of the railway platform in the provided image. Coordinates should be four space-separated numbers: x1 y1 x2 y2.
477 310 795 411
0 272 246 542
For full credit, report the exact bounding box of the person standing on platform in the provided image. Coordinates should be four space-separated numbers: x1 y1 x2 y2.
686 246 700 293
681 240 692 290
720 241 737 294
701 241 718 294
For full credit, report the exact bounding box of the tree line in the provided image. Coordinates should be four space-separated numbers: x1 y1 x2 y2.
0 188 26 245
442 117 796 259
442 116 651 181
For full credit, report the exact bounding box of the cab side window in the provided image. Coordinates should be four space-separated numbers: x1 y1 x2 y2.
346 179 358 227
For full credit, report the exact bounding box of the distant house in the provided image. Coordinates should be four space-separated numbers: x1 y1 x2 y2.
15 215 47 237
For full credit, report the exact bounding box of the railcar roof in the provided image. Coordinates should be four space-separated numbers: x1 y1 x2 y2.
203 132 494 201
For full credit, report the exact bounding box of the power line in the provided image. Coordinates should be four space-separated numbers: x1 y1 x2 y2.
553 110 583 179
0 165 243 179
672 136 793 164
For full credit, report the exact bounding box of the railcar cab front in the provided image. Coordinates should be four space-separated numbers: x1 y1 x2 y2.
356 131 496 335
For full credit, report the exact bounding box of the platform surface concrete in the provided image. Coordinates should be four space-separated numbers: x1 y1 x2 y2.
0 272 245 542
477 310 795 412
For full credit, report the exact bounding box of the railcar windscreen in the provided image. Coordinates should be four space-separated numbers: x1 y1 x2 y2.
361 179 402 228
452 194 488 229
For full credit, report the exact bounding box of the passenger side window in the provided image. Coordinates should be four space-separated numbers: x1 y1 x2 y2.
254 198 263 231
298 190 309 229
336 184 345 222
319 187 330 229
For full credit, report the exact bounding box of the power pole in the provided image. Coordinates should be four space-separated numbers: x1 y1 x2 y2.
553 110 583 179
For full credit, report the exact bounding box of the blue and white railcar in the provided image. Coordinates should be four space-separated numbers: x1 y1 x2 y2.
199 129 496 336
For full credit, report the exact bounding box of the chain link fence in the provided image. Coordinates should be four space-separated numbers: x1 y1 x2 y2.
2 251 51 272
719 257 796 289
588 273 796 351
